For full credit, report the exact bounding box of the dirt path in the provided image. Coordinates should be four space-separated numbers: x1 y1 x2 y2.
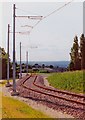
1 81 74 119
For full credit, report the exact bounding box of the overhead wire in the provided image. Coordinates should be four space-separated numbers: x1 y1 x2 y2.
16 7 42 35
16 7 41 16
43 0 74 19
14 0 74 60
15 16 31 35
21 25 33 28
15 0 74 35
27 0 74 32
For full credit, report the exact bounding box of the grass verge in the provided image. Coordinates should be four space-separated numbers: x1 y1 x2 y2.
47 70 84 94
2 96 50 118
0 80 13 87
0 92 2 119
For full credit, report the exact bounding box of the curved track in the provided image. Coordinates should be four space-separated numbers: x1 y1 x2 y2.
16 74 85 119
33 75 85 105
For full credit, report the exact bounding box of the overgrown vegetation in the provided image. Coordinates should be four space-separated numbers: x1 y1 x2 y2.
2 96 50 118
47 71 84 94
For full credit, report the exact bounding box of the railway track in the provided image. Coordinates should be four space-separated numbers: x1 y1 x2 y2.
33 75 85 106
16 74 85 119
33 75 85 98
19 74 85 106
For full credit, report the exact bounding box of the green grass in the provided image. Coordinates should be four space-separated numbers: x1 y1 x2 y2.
47 70 85 94
2 96 50 118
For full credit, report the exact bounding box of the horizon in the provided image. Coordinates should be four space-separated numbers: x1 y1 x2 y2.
16 61 70 67
16 60 70 62
14 60 70 63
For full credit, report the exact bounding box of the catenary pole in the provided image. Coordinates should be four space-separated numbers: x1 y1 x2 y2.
26 51 28 75
7 24 10 81
6 24 11 87
11 4 19 95
20 42 22 78
13 4 16 92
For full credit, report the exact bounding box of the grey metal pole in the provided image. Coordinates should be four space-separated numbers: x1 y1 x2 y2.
83 1 85 34
11 4 19 95
26 51 28 75
6 24 11 87
0 49 1 80
13 4 16 92
20 42 22 78
7 24 10 81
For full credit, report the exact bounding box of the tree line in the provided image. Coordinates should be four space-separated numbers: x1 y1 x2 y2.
69 34 85 70
0 47 12 79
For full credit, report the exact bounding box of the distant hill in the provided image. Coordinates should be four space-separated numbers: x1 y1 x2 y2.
17 61 70 68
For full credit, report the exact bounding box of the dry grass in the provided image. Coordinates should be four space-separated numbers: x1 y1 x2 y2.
0 92 2 119
2 95 50 118
0 80 13 87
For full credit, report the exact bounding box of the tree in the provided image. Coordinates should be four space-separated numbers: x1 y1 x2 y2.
80 34 85 69
0 47 12 79
0 47 8 59
69 36 81 70
42 64 45 68
49 65 54 69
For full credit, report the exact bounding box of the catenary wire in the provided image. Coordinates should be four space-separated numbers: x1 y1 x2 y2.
16 7 41 16
27 0 74 32
15 0 74 35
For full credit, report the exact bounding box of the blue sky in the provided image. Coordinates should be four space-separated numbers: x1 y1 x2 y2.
0 0 84 61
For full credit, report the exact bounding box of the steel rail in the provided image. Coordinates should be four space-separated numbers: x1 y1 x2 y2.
21 75 85 106
33 76 85 98
19 75 32 86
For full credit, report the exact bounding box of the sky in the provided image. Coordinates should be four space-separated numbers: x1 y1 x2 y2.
0 0 84 62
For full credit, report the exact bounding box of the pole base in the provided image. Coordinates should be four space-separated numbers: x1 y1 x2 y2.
26 73 29 76
11 90 19 96
5 83 12 87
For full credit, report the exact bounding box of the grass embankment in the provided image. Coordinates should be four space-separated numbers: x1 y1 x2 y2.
2 96 50 118
47 71 85 94
0 80 12 87
0 92 2 119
